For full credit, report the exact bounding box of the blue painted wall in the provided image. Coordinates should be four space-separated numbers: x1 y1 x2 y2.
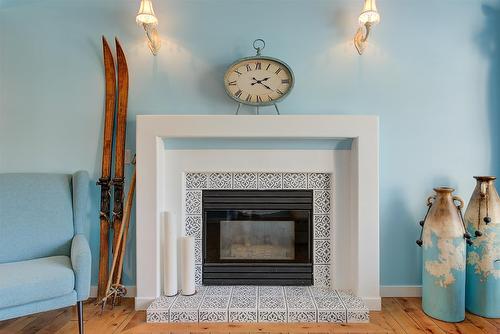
1 0 499 287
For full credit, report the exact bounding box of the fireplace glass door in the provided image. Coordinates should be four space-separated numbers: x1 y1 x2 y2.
202 190 313 285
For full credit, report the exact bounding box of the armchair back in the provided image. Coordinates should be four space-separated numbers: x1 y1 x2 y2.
0 172 89 263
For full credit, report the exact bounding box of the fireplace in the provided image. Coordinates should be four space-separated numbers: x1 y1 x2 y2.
202 190 313 285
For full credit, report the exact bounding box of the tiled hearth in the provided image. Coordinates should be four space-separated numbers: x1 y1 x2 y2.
183 172 333 287
147 286 369 323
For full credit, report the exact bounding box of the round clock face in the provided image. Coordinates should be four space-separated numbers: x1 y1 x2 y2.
224 57 294 106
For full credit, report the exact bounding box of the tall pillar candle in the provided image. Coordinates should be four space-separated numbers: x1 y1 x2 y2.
162 212 177 296
180 236 196 295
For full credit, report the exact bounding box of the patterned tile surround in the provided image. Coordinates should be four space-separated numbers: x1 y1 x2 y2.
147 286 369 323
184 172 333 288
147 172 368 323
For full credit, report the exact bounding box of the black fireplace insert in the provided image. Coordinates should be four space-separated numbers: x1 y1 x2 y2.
202 190 313 285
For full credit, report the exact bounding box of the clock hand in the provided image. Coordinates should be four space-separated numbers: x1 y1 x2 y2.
260 82 273 90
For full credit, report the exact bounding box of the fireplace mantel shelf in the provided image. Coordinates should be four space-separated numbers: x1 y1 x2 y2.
136 115 380 311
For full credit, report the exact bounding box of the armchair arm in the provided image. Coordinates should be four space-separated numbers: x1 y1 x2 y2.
71 234 91 301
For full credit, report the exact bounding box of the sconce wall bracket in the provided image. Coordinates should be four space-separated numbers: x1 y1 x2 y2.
142 23 161 56
354 22 372 55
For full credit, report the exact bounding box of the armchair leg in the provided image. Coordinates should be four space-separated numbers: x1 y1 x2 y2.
77 301 84 334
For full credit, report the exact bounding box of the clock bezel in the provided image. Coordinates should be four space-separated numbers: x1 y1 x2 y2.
223 55 295 107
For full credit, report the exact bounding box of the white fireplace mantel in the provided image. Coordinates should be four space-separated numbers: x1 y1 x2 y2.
136 115 380 310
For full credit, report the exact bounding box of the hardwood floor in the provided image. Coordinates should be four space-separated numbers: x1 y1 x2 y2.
0 298 498 334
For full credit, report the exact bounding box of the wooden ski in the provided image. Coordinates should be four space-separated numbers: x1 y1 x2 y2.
99 159 136 311
97 36 116 300
111 38 129 274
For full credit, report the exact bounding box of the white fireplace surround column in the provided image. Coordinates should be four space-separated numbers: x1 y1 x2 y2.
136 115 380 310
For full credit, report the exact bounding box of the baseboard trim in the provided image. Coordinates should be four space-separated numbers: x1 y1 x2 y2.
90 285 136 298
380 285 422 297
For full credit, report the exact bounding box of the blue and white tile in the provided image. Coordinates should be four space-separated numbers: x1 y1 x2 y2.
313 239 331 265
313 190 331 214
147 295 177 311
257 173 283 189
259 286 284 296
307 173 332 190
185 190 202 214
200 295 231 309
310 287 338 298
230 295 257 309
283 173 307 189
169 310 199 322
169 293 205 322
347 309 370 323
233 172 258 189
337 290 366 309
205 285 233 296
258 310 287 322
314 265 331 287
185 173 208 189
208 172 232 189
199 310 229 322
313 215 331 239
232 285 257 297
287 311 317 322
195 265 202 285
194 239 202 264
199 295 231 323
229 310 258 322
185 215 202 239
317 310 347 323
146 310 169 323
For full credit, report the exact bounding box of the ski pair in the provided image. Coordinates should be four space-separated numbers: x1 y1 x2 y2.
97 37 129 301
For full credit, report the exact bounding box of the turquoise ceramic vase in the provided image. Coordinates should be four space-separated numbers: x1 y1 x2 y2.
464 176 500 318
420 187 467 322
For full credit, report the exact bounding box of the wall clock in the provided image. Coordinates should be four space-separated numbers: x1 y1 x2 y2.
224 39 294 114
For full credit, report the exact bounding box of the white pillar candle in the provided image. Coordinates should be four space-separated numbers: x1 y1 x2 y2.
180 236 196 295
162 212 178 296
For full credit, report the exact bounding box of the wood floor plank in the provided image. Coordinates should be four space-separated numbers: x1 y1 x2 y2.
465 313 498 334
396 297 446 334
369 309 406 334
382 298 425 334
0 314 37 334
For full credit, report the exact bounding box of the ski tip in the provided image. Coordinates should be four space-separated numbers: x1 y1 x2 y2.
102 36 109 48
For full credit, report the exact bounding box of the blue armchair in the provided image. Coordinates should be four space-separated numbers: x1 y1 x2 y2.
0 171 91 334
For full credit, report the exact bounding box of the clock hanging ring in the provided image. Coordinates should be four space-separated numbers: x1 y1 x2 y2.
224 39 295 115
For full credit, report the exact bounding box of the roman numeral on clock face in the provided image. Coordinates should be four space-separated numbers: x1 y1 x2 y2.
255 62 262 70
257 96 263 103
276 89 284 95
282 79 289 84
234 70 242 75
228 81 237 86
235 90 242 98
275 68 282 75
246 64 252 71
245 94 252 102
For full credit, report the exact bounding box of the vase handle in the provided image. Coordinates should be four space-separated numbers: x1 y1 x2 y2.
453 195 464 209
426 196 435 206
480 182 488 197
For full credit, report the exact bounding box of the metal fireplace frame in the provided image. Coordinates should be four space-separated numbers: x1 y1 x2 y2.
202 190 314 285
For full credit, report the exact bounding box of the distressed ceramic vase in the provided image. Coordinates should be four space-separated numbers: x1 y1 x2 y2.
464 176 500 318
422 187 466 322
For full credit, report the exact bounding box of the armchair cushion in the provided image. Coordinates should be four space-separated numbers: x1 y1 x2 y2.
0 256 74 309
71 234 91 301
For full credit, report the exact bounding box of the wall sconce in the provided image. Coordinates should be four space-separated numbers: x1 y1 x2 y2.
353 0 380 55
136 0 161 56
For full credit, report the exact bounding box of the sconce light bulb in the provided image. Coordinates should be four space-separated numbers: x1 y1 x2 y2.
358 0 380 25
136 0 159 26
